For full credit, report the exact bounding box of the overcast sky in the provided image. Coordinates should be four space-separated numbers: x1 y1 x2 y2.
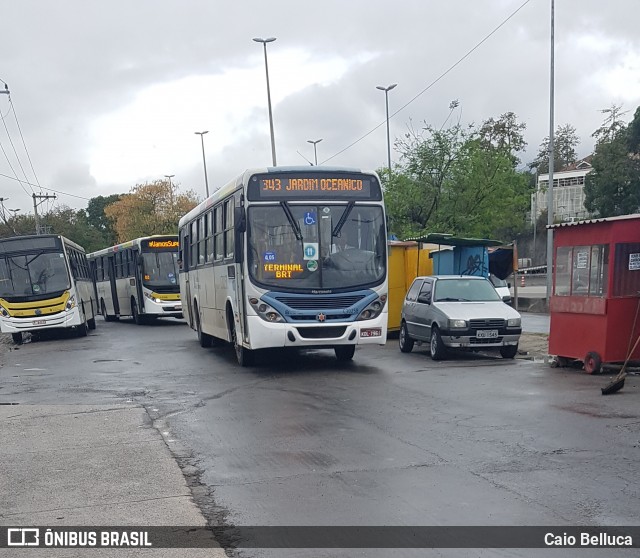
1 0 639 216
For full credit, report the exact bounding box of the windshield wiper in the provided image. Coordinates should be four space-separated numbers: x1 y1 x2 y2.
437 297 469 302
280 201 303 241
332 200 355 238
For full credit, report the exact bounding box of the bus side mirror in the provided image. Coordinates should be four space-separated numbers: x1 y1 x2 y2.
234 206 246 233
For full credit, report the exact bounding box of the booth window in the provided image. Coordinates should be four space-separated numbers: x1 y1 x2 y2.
612 242 640 297
555 244 608 297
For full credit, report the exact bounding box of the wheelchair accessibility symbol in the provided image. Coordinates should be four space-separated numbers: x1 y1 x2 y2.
304 212 316 226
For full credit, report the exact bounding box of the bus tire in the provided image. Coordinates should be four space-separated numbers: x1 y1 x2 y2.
132 299 145 325
87 301 97 329
101 299 117 322
11 332 23 345
195 305 213 348
335 345 356 361
230 320 253 366
76 306 88 338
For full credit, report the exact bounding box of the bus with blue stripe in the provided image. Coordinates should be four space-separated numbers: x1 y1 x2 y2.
178 166 388 366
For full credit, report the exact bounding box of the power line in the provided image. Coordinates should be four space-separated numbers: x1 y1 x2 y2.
0 102 35 194
0 172 91 200
321 0 533 164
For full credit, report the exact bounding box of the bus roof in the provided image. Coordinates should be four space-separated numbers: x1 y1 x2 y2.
0 234 87 255
86 234 178 259
178 165 378 228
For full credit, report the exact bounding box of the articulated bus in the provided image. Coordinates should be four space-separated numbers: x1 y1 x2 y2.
0 234 97 344
87 235 182 324
178 166 388 366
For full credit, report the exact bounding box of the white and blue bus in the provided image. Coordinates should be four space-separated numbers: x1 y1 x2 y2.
0 234 97 344
87 235 182 324
178 166 388 366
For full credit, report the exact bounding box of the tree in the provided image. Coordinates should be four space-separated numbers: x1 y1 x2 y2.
105 179 199 242
529 123 580 173
584 105 640 217
386 110 530 240
85 194 122 246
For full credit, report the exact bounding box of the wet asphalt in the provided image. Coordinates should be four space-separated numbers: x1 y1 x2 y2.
1 317 638 557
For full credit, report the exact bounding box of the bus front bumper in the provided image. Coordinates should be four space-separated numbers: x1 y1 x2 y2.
246 313 388 350
0 310 82 334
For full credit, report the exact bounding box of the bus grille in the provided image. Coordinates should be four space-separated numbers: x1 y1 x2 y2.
274 295 365 310
296 326 347 339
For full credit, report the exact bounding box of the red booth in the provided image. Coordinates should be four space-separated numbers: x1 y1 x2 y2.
549 214 640 373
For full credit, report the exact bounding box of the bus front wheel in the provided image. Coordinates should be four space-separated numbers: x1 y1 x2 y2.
335 345 356 361
132 299 145 325
231 321 254 367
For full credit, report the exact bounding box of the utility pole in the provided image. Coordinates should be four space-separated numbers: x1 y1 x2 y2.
32 193 56 235
546 0 555 304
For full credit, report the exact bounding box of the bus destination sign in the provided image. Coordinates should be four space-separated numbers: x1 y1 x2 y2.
248 173 381 201
143 239 179 251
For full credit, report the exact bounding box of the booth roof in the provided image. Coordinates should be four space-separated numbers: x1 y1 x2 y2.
404 233 503 247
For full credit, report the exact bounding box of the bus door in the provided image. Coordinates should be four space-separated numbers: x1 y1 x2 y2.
90 260 99 308
132 249 144 312
182 233 193 327
107 255 120 316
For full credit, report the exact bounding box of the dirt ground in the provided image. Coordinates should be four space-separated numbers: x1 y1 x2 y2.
517 332 549 359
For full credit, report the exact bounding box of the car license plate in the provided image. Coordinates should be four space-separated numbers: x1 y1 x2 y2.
360 328 382 338
477 329 498 338
33 320 46 326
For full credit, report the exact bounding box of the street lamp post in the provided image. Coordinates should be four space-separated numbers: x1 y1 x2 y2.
164 174 175 187
307 138 323 166
253 37 277 167
376 83 397 179
194 131 210 198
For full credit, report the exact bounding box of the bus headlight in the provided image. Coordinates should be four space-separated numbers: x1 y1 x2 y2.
144 292 163 303
356 294 387 321
249 297 284 323
0 304 8 317
66 295 76 310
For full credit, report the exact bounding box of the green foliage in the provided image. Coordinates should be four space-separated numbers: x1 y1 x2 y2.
529 123 580 174
386 111 530 242
584 105 640 217
85 194 122 246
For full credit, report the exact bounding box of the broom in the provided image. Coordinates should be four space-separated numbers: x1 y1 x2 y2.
601 333 640 395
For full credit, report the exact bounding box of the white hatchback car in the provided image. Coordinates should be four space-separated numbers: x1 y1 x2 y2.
399 275 522 360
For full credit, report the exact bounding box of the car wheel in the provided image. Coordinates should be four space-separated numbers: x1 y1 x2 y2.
500 344 518 359
335 345 356 361
399 321 414 353
429 325 446 361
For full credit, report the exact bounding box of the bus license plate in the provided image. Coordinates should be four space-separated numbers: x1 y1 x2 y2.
360 328 381 338
477 329 498 338
33 320 46 326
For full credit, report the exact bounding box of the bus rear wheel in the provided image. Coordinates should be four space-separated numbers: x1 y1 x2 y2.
11 332 23 345
101 300 117 322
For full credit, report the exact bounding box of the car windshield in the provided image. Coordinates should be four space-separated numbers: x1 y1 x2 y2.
433 278 501 302
141 252 179 288
247 204 386 291
489 274 507 288
0 251 71 297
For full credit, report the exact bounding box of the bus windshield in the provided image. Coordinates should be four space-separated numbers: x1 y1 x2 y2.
248 204 386 291
0 252 70 297
141 252 179 288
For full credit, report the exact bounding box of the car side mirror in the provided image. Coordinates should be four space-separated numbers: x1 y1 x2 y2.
502 295 511 302
417 293 431 304
507 282 511 288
